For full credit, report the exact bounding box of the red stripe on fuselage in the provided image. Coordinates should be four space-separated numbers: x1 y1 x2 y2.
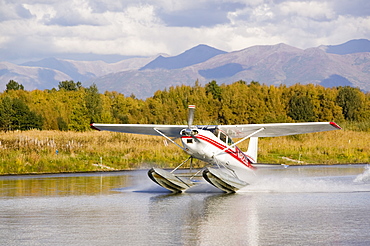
182 135 255 169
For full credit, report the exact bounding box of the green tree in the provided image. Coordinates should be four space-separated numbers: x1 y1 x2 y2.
85 84 103 123
0 97 43 130
0 96 14 131
336 86 363 121
288 94 315 121
6 80 24 92
315 86 344 122
205 80 222 101
57 117 69 131
104 91 137 124
68 103 89 131
58 80 82 91
248 80 260 87
12 98 43 130
67 90 89 131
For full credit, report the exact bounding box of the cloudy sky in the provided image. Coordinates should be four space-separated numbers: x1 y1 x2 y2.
1 0 369 63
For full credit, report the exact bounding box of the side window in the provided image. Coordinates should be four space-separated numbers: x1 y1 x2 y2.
219 131 234 146
219 132 227 144
227 137 234 146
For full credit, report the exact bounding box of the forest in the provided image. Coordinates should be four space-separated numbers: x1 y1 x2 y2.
0 79 369 174
1 79 370 132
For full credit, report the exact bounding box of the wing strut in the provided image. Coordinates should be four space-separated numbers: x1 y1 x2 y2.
153 128 185 151
215 127 265 156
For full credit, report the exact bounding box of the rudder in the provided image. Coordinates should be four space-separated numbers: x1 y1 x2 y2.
245 137 258 163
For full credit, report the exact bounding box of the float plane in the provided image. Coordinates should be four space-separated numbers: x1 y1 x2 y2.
91 105 341 193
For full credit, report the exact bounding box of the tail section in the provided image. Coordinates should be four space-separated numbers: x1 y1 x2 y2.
245 137 258 163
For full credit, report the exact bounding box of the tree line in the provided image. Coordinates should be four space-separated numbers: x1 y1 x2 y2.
0 79 369 131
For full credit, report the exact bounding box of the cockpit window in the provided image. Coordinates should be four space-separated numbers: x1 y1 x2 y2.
213 128 220 137
219 132 227 143
180 129 198 136
218 131 234 146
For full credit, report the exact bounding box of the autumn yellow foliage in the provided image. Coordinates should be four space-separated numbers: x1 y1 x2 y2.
0 128 368 175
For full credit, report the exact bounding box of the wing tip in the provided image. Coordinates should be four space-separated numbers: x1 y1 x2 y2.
90 123 101 131
330 122 342 130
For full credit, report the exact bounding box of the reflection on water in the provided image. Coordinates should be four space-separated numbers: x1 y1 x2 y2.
0 172 133 197
1 165 370 246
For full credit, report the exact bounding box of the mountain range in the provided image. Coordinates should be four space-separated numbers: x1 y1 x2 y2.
0 39 369 98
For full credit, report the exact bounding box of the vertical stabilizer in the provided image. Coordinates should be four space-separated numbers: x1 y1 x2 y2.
245 137 258 163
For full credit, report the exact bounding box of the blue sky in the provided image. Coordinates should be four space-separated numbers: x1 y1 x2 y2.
1 0 369 63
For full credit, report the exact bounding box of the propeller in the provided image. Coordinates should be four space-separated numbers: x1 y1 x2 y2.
183 105 197 137
187 105 195 129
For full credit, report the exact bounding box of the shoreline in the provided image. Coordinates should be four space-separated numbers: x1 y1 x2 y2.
0 130 369 175
1 163 368 177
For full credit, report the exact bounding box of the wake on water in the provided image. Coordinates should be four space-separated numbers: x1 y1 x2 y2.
117 165 370 194
354 164 370 183
240 164 370 193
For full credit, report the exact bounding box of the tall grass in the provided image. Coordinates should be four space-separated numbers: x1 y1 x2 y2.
0 129 368 175
0 130 187 175
249 130 370 164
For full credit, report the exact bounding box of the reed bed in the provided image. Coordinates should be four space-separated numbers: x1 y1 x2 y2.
0 129 368 175
248 130 370 164
0 130 187 175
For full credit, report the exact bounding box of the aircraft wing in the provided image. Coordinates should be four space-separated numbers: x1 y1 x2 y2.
91 122 341 138
91 123 187 138
218 122 341 138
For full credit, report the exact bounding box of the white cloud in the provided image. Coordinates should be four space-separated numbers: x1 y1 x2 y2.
0 0 369 63
0 1 33 21
279 1 337 21
25 4 54 21
121 4 162 27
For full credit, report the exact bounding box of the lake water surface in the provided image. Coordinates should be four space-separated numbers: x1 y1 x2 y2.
1 165 370 246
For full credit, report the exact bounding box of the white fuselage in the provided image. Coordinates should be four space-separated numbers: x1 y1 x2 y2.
180 129 255 172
